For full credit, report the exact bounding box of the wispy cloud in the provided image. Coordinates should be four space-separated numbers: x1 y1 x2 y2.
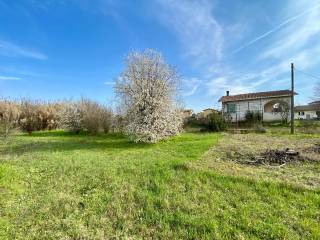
154 0 223 67
104 81 115 85
207 60 292 97
0 76 21 80
207 77 255 97
182 77 201 96
232 4 320 54
260 5 320 62
0 40 47 60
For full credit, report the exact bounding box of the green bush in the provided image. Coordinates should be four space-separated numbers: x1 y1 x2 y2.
245 111 262 127
201 113 227 132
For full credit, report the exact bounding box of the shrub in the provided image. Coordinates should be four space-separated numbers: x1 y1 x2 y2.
245 111 262 127
111 114 126 133
19 100 42 134
80 98 113 135
80 99 102 135
33 102 63 131
45 103 63 130
0 100 20 142
58 99 113 135
201 113 227 132
100 106 113 133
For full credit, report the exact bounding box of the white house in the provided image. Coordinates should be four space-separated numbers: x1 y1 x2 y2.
295 102 320 120
219 90 295 122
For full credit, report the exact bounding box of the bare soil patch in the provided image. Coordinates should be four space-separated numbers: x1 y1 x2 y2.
220 134 320 166
193 134 320 189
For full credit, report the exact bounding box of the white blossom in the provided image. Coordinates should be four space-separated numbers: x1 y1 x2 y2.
115 50 183 143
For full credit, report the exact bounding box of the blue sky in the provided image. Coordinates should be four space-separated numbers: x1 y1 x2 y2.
1 0 320 111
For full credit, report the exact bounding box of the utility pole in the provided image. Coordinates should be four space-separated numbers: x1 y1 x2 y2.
291 63 295 134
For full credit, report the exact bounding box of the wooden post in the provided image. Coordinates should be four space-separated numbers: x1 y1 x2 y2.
291 63 295 134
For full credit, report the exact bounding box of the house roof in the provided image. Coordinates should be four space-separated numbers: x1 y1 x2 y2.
309 100 320 105
219 90 296 103
202 108 218 112
295 104 320 111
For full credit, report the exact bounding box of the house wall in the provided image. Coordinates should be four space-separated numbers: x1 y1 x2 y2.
295 111 319 120
222 97 292 122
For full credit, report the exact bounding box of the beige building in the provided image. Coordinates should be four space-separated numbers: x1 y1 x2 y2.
295 103 320 120
182 109 193 119
196 108 219 119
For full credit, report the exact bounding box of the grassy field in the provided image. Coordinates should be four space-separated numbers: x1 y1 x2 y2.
1 131 320 239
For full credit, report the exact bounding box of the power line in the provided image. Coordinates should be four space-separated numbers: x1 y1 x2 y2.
294 68 320 81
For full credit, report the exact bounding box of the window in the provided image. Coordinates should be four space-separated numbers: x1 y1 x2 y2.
227 103 236 113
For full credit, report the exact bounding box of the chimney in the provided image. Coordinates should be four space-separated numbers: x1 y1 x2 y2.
226 90 230 96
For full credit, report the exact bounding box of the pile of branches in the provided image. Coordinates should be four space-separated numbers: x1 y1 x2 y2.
232 149 304 167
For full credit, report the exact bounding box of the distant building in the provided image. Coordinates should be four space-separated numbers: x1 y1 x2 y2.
182 109 193 117
219 90 296 122
295 103 320 120
196 108 219 119
181 109 193 123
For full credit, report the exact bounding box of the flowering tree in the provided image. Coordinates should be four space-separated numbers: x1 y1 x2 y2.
115 49 183 143
58 102 84 134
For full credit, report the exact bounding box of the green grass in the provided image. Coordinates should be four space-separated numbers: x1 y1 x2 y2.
1 131 320 239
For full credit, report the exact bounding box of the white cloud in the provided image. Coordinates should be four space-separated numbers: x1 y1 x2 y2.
0 40 47 60
0 76 21 80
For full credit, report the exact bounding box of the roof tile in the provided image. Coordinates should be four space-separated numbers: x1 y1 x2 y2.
219 90 296 103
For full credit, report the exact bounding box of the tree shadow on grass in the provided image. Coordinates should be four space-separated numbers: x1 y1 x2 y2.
20 130 126 139
3 133 152 156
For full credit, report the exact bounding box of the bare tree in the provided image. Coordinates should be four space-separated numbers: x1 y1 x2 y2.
19 100 42 134
115 49 183 143
80 98 113 135
272 102 290 123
